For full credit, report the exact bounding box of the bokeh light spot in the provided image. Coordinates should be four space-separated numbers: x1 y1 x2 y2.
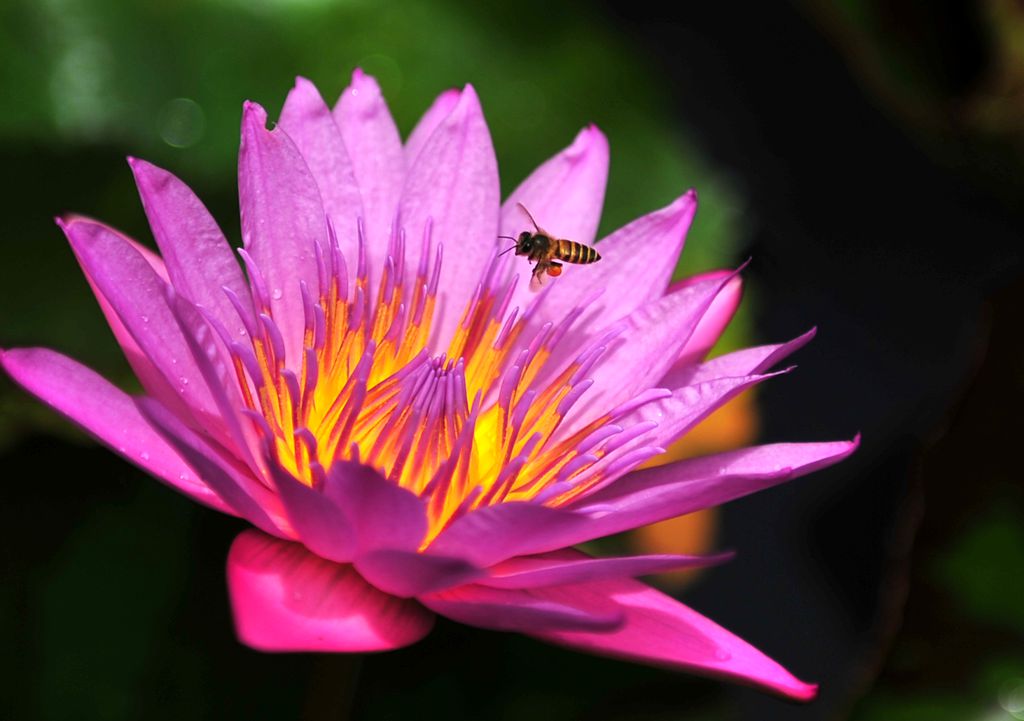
158 98 205 148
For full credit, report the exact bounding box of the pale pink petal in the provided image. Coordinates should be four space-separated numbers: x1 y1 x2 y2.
665 328 817 389
501 125 609 246
420 582 624 633
500 125 609 317
0 347 230 513
238 101 327 367
480 550 733 590
572 438 861 535
228 530 435 652
60 217 224 430
138 397 291 539
614 370 790 452
565 271 738 432
128 157 253 340
527 191 697 341
397 84 500 347
404 88 461 167
673 274 743 368
333 69 405 274
354 549 483 598
279 77 364 271
528 557 818 701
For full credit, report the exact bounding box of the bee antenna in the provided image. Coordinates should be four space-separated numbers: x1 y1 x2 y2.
498 245 517 256
516 202 542 232
497 235 517 241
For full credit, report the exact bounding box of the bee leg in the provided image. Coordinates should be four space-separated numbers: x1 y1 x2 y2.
546 261 563 277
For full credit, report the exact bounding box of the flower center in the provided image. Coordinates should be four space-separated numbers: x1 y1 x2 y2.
223 221 662 537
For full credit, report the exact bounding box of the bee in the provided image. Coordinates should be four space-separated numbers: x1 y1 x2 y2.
500 203 601 290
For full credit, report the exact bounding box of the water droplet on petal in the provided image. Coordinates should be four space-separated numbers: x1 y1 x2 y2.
140 314 149 323
714 649 732 662
140 451 150 461
178 472 189 481
271 288 283 300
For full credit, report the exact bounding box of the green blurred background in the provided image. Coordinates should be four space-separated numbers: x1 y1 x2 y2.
1 1 1022 719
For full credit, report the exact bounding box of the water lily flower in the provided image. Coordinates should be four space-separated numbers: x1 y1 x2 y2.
0 70 857 701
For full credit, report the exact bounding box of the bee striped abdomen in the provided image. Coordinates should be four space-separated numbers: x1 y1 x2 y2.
555 239 600 264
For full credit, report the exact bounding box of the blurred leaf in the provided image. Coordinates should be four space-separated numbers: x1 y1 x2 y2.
933 509 1024 635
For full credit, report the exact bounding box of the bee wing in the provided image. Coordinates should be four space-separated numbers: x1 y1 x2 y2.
516 202 544 234
529 261 551 292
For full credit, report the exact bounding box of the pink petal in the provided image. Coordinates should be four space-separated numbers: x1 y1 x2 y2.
323 461 428 553
427 502 596 568
419 582 624 633
397 84 500 347
165 293 261 470
672 273 743 368
499 125 609 319
0 347 230 513
480 550 733 590
60 217 223 429
278 77 364 273
238 100 327 367
528 191 697 342
572 438 860 536
228 530 435 652
266 463 355 564
333 69 405 276
354 549 483 598
665 328 817 389
127 157 253 340
404 88 461 167
527 556 818 701
138 397 291 539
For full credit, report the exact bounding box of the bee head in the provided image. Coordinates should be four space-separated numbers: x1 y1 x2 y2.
515 231 534 255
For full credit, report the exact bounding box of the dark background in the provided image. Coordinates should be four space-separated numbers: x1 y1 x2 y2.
2 1 1022 719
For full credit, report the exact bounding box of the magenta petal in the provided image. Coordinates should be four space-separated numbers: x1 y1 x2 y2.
0 347 230 514
227 530 434 652
71 220 188 419
323 461 428 553
404 88 461 167
481 550 733 590
128 157 253 340
266 464 355 564
138 397 291 539
238 100 327 367
528 561 817 701
573 438 861 535
279 77 364 270
61 217 222 426
333 69 405 273
419 583 624 633
398 85 500 347
355 549 483 598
